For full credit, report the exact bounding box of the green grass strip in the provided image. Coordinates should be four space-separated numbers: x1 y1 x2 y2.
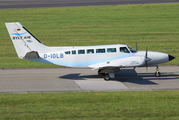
0 3 179 68
0 91 179 119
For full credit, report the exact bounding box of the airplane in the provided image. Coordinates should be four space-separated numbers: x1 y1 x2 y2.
5 22 175 80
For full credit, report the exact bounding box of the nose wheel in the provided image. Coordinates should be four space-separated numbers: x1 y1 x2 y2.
155 71 161 77
155 66 161 77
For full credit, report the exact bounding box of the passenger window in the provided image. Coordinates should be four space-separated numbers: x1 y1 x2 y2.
96 48 105 53
65 51 70 54
72 50 76 55
120 47 130 53
78 50 85 54
107 48 116 53
87 49 94 54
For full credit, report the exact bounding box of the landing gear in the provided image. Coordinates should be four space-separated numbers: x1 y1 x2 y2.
155 71 161 77
103 73 111 81
155 66 161 77
98 69 115 81
98 70 104 76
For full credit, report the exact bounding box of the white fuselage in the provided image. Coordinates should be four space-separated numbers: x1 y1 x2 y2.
27 44 169 69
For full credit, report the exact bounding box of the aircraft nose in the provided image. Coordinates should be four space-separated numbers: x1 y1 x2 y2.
168 55 175 61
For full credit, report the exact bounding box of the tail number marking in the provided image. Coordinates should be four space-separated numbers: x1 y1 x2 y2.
44 53 64 59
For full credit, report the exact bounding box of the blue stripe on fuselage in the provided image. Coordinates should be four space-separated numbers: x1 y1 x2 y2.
28 53 135 67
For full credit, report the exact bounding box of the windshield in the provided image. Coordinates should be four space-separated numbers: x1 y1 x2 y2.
127 46 137 53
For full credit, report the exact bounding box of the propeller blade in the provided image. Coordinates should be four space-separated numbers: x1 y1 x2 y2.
145 47 148 58
144 47 152 72
136 42 138 51
145 47 148 71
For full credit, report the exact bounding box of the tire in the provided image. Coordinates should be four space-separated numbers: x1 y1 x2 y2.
155 71 161 77
103 73 111 81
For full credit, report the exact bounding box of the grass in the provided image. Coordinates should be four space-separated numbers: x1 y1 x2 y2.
0 91 179 119
0 3 179 68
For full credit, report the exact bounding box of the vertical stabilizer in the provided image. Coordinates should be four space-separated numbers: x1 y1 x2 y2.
5 22 48 59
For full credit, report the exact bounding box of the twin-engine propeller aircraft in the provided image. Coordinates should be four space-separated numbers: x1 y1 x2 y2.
5 22 175 80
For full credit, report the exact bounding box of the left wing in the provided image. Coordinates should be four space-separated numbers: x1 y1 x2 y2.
89 59 123 70
89 56 145 70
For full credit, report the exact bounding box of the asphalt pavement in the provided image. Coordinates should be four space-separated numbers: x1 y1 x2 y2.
0 0 178 9
0 66 179 93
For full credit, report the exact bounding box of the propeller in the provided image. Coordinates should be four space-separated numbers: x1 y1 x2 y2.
144 47 152 71
145 47 148 71
134 44 151 71
134 42 138 70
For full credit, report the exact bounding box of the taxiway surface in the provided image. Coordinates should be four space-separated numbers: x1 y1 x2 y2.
0 0 179 9
0 66 179 93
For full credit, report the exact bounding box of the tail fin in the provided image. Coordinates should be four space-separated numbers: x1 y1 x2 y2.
5 22 48 59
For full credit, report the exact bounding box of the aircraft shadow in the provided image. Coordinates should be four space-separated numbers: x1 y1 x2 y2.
116 69 179 85
59 69 179 85
115 69 157 85
59 73 101 80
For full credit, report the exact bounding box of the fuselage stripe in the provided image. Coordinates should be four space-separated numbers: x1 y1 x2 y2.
28 53 135 67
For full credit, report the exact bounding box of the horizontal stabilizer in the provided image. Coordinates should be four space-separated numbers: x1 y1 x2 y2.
24 51 40 59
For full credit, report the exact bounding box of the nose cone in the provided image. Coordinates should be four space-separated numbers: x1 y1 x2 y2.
169 55 175 61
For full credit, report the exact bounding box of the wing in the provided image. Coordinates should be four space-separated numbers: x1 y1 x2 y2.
89 59 122 72
89 56 145 73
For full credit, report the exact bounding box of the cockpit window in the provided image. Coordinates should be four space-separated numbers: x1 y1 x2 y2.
127 46 137 53
120 47 130 53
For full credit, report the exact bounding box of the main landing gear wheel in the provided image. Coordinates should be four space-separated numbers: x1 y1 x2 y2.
103 73 111 81
155 71 161 77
